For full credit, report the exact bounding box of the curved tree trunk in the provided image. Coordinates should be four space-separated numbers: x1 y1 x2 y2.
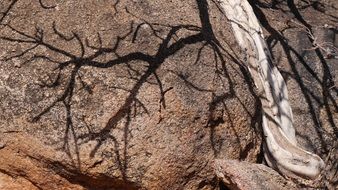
216 0 325 179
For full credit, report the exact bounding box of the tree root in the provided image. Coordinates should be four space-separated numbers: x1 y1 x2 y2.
216 0 325 179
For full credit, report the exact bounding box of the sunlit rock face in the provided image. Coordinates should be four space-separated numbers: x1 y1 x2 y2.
0 0 336 189
0 0 261 189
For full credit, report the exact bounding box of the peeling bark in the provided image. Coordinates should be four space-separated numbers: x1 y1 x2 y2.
216 0 325 179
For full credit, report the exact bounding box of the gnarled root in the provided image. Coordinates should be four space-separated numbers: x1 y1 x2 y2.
216 0 325 179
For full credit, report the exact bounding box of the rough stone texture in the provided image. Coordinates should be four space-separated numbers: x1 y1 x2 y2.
252 1 337 188
0 0 337 189
0 0 261 189
0 173 39 190
214 159 297 190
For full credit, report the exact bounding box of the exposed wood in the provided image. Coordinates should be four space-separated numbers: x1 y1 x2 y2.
216 0 325 179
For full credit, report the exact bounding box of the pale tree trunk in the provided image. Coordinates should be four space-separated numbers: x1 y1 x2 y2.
216 0 325 179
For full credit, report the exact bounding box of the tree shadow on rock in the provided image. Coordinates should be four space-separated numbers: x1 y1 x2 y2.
249 0 337 187
0 0 265 188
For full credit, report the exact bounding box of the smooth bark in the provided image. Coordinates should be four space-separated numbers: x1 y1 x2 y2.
216 0 325 179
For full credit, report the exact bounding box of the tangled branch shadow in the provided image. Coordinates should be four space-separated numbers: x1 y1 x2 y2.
249 0 337 186
0 0 263 186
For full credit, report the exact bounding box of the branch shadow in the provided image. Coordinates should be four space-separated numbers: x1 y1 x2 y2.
248 0 337 186
0 0 18 24
0 0 264 187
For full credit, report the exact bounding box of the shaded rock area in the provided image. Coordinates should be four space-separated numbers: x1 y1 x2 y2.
0 0 337 189
252 1 338 188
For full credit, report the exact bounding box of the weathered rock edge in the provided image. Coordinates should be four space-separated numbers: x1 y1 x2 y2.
214 159 297 190
216 0 325 179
